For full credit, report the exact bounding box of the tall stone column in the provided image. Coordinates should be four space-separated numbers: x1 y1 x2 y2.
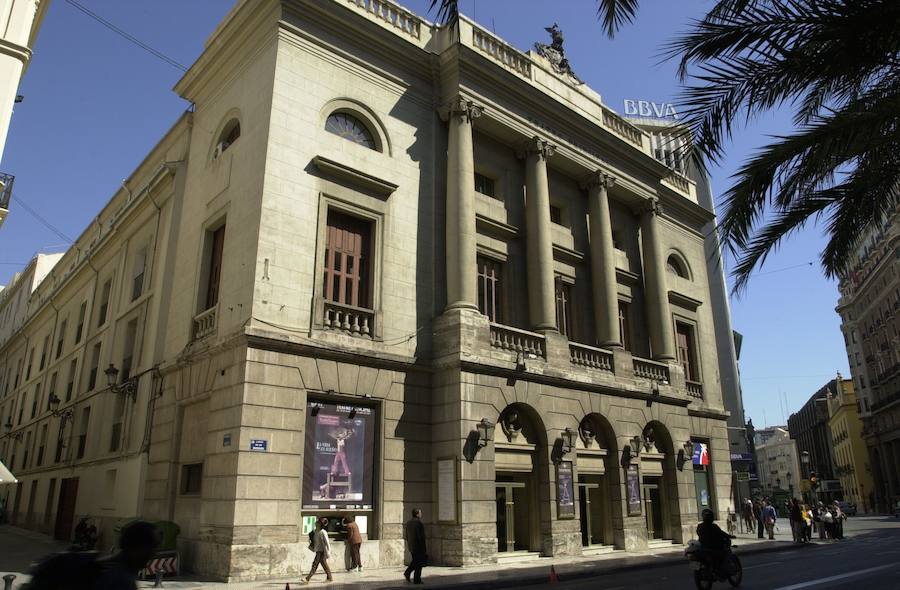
444 96 483 311
640 199 675 360
523 137 557 332
584 172 621 348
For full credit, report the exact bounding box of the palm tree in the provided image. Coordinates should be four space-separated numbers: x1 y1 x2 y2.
429 0 900 292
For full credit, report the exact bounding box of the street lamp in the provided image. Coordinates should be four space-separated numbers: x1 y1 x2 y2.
104 364 138 402
476 418 495 449
2 419 22 441
560 427 577 455
47 393 75 426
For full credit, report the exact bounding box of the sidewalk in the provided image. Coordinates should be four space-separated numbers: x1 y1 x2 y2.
0 523 807 590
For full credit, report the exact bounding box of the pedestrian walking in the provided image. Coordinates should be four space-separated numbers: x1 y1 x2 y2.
754 499 765 539
831 503 844 540
800 504 813 542
742 499 755 533
763 500 777 540
304 517 333 584
789 498 802 543
343 516 363 572
815 502 826 539
404 508 427 585
821 505 835 540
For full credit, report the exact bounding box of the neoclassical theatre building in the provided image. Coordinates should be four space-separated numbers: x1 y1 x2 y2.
0 0 734 581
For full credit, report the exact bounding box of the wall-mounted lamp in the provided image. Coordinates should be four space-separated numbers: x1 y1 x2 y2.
683 439 695 456
630 434 642 457
47 393 74 426
477 418 495 449
104 364 138 402
2 419 23 441
561 427 577 455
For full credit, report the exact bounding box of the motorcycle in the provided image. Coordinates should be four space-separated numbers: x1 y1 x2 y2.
685 538 743 589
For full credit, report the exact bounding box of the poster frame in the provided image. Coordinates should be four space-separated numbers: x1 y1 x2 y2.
626 463 642 516
436 456 459 524
556 460 576 519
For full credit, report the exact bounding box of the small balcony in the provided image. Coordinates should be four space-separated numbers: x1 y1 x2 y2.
632 356 670 383
489 323 546 358
193 305 218 341
569 342 613 373
323 300 376 338
686 380 704 399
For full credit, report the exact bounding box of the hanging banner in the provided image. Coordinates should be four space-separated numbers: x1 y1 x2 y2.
692 443 710 466
626 464 642 516
557 461 575 519
302 401 376 510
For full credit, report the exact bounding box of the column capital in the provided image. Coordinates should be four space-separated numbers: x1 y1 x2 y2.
519 136 556 160
641 197 664 217
581 171 616 191
442 95 484 122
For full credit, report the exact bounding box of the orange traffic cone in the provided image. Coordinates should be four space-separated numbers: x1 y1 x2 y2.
549 565 559 584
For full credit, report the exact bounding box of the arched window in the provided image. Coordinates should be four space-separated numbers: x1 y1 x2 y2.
325 112 377 150
214 118 240 158
666 254 689 279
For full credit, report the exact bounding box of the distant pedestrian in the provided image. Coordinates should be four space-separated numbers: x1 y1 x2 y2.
343 516 363 572
789 499 802 543
800 504 813 542
815 502 827 539
304 517 333 584
821 505 835 539
754 500 765 539
404 508 427 585
763 501 777 540
742 499 754 533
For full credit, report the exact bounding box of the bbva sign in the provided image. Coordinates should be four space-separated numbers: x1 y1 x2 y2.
623 99 679 120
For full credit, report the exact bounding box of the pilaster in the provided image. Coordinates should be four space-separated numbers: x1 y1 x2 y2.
640 199 675 360
584 171 620 348
522 137 558 332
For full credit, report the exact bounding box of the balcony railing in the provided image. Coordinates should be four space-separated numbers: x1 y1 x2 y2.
632 356 670 383
569 342 613 372
490 323 546 358
602 109 644 148
345 0 422 39
193 305 218 341
0 172 13 211
686 380 704 399
323 300 375 338
471 25 532 78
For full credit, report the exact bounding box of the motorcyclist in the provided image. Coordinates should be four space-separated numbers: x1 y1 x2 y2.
696 508 735 574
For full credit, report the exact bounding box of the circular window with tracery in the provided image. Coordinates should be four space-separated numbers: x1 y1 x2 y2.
325 112 377 150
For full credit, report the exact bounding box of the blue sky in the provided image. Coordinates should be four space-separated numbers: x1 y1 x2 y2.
0 0 846 425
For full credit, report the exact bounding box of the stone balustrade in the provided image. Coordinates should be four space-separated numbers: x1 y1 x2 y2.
686 380 704 399
193 305 218 341
632 356 670 383
489 323 545 358
602 109 644 148
323 301 375 337
662 171 697 202
569 342 614 372
471 26 532 78
345 0 422 39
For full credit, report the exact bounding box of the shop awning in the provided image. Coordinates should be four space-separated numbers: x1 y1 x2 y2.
0 459 17 484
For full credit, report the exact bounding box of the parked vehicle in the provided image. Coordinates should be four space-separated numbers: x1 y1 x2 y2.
685 538 743 589
836 501 857 516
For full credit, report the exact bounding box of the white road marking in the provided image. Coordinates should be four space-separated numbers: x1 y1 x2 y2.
744 560 781 570
771 564 897 590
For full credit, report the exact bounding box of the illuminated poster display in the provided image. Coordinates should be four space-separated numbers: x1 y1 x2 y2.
302 401 376 510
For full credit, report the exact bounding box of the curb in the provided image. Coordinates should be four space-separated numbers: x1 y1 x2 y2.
377 541 815 590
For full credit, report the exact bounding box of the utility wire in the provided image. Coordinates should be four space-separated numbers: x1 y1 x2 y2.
64 0 188 72
11 195 74 244
751 261 815 277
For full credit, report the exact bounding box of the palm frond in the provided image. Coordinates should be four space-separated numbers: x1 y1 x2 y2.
596 0 639 38
428 0 458 25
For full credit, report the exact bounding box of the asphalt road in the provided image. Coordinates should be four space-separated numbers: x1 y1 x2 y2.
529 516 900 590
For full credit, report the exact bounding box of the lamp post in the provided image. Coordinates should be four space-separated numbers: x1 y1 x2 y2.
2 419 22 441
104 364 138 402
47 393 74 426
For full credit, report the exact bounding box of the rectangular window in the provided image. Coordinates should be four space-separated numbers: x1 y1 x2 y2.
56 320 67 359
109 393 125 453
25 347 33 381
16 393 25 424
549 205 563 225
131 247 147 301
37 424 48 466
76 407 90 459
88 343 101 391
477 256 503 323
66 359 77 402
30 384 40 419
47 373 57 410
676 322 699 382
22 431 31 469
322 211 372 308
555 278 573 338
474 172 496 198
180 463 203 495
39 336 49 371
204 225 226 310
75 302 86 344
97 280 111 327
618 301 632 351
121 320 138 382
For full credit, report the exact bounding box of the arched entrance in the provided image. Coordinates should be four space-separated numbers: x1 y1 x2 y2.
576 413 620 549
639 421 679 542
494 404 547 556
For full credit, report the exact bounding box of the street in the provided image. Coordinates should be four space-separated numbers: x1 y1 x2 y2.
528 516 900 590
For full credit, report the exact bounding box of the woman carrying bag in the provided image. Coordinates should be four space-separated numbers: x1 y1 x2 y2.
304 517 334 584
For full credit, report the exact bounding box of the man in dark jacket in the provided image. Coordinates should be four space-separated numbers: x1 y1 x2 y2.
404 508 427 584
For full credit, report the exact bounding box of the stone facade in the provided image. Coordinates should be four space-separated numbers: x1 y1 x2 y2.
2 0 736 581
826 378 875 511
836 202 900 512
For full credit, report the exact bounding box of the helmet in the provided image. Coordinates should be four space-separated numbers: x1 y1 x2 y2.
701 508 715 523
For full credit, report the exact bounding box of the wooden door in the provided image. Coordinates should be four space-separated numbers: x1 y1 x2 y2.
54 477 78 541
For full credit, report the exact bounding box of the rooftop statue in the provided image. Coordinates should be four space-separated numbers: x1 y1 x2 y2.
534 23 583 85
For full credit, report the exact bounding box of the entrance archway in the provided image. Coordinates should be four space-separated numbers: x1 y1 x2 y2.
639 421 679 541
575 413 620 549
494 403 548 556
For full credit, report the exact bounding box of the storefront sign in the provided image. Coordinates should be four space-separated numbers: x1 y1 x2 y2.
626 464 642 516
302 401 376 509
437 457 457 523
623 99 679 120
250 439 267 452
730 452 753 461
692 443 710 466
557 461 576 519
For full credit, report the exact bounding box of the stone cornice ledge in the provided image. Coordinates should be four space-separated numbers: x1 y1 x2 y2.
687 407 730 420
312 155 398 197
0 38 32 65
